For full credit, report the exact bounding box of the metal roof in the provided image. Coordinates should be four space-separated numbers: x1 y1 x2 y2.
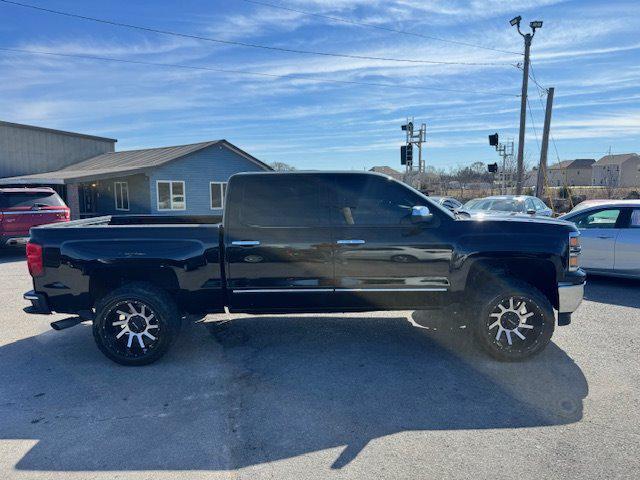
549 158 595 170
0 120 117 143
0 139 271 184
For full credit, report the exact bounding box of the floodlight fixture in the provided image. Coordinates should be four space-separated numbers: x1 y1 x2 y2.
510 16 522 27
530 20 543 29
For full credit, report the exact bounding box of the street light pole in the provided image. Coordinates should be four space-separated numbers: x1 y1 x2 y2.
511 16 542 195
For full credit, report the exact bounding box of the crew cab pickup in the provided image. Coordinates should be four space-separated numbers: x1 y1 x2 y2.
23 172 586 365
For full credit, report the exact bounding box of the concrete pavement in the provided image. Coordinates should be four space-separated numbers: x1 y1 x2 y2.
0 250 638 479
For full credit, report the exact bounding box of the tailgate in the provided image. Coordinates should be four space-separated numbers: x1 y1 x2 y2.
1 207 69 237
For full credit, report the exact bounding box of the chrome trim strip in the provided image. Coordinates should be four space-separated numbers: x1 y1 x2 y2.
0 209 68 215
336 287 448 292
233 287 449 294
233 288 333 293
231 240 260 246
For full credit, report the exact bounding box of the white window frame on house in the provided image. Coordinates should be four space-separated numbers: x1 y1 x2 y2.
156 180 186 211
210 182 227 210
114 181 130 211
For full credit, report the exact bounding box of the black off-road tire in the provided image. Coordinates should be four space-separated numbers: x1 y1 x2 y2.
93 283 180 366
472 277 555 362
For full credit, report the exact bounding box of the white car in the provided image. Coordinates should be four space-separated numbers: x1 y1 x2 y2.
560 200 640 279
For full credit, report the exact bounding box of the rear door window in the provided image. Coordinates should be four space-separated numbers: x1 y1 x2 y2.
0 191 65 209
236 175 329 227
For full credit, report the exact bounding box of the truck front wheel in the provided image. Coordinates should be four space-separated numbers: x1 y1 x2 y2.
472 278 555 361
93 283 180 366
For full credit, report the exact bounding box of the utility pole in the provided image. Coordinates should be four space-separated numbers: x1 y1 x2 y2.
535 87 555 199
510 16 543 194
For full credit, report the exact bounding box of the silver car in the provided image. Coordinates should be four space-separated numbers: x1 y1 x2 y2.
467 195 553 216
428 196 463 212
559 200 640 279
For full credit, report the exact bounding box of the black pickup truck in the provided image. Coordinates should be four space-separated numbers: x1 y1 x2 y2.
24 171 585 365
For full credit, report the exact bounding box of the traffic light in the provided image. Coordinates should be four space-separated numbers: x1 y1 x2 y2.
401 122 413 132
400 144 413 165
488 133 499 147
488 163 498 173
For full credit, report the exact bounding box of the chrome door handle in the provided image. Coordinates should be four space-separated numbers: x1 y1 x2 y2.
337 239 365 245
231 240 260 246
597 235 613 239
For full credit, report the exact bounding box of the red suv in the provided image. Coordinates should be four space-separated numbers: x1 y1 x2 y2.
0 187 70 247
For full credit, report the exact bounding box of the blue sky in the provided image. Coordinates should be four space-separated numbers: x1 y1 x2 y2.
0 0 639 171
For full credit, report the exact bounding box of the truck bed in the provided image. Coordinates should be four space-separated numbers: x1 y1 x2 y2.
28 215 225 315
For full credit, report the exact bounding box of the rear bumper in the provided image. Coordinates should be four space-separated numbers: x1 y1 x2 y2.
23 290 52 315
557 282 585 313
1 235 29 246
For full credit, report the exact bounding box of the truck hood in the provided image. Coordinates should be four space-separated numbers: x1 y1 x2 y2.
461 210 575 227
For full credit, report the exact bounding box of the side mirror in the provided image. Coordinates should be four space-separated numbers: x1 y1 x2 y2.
411 205 433 223
526 208 536 215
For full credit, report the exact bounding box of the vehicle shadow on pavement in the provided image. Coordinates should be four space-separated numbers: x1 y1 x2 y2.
583 275 640 308
0 249 25 265
0 313 587 472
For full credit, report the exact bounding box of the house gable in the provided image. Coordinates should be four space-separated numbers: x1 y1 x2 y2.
147 143 269 214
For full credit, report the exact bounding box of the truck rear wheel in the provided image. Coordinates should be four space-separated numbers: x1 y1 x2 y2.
472 278 554 361
93 283 180 366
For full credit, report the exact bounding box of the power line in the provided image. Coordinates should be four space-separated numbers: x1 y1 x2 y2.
0 47 520 97
240 0 522 56
0 0 514 66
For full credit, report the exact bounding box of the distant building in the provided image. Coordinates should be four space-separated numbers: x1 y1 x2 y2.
0 120 116 179
547 159 595 186
592 153 640 188
369 166 403 180
1 138 271 218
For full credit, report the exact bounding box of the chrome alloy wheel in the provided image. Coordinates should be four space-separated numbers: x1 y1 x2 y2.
488 296 538 347
107 301 160 355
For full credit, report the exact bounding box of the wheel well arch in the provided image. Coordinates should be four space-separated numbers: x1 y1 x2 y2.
464 257 559 309
89 266 180 305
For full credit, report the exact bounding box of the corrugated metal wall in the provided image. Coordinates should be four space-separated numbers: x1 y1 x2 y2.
0 123 115 178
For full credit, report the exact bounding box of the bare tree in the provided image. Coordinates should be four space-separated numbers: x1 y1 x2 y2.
270 162 296 171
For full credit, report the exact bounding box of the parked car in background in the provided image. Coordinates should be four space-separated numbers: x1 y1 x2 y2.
0 187 70 247
463 198 482 210
428 196 463 212
560 200 640 279
467 195 553 216
568 199 640 214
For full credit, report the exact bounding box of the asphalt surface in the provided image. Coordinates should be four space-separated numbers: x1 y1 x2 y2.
0 249 638 479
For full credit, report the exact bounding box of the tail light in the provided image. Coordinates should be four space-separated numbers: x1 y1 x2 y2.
64 208 70 220
568 232 581 271
26 242 44 277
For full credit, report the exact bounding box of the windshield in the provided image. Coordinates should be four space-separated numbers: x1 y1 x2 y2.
463 198 481 209
0 191 65 209
472 198 526 213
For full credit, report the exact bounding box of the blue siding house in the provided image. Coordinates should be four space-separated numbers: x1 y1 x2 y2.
0 140 272 218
